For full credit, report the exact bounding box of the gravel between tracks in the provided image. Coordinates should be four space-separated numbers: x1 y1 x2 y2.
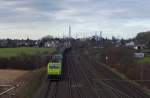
33 49 150 98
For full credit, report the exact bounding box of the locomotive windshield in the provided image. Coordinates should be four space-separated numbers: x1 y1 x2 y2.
51 54 62 63
49 64 59 69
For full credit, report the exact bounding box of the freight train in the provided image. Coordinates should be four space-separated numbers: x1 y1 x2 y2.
47 54 63 80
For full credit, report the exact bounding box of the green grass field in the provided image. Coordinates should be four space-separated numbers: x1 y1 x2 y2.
135 56 150 64
0 47 56 58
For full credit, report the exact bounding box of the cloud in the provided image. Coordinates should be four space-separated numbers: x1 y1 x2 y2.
0 0 150 39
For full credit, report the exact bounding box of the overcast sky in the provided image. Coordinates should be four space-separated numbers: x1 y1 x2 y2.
0 0 150 39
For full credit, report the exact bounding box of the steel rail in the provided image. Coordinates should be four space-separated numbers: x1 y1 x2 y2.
66 54 74 98
68 53 84 98
0 86 15 96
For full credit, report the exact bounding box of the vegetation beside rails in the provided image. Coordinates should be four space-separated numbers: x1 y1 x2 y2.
84 45 150 95
0 47 55 58
0 47 56 70
22 68 46 98
103 63 150 96
135 56 150 65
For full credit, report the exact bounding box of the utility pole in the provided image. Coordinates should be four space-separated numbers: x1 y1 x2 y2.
95 32 97 37
63 32 65 39
99 31 103 47
95 32 98 45
69 25 71 38
100 31 102 39
76 32 78 39
68 25 71 47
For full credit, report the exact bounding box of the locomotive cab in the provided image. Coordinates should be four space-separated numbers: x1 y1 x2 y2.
47 54 63 80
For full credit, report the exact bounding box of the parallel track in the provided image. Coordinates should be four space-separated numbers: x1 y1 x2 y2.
78 50 149 98
33 50 150 98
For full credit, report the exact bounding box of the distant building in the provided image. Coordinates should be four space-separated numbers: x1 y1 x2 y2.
134 44 145 50
0 40 8 47
44 41 56 48
134 53 145 58
126 41 135 47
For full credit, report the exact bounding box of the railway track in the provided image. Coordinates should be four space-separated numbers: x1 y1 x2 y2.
33 49 150 98
67 53 82 98
35 50 73 98
77 50 149 98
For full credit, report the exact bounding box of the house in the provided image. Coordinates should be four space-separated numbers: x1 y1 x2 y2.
0 40 8 47
44 41 56 48
126 41 135 47
134 44 145 50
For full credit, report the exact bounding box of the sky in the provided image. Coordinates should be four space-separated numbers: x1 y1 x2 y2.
0 0 150 39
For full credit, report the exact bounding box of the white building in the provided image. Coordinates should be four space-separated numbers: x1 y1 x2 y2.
126 41 135 47
134 53 145 58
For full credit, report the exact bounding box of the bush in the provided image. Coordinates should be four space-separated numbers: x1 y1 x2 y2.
0 54 50 70
101 46 134 73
